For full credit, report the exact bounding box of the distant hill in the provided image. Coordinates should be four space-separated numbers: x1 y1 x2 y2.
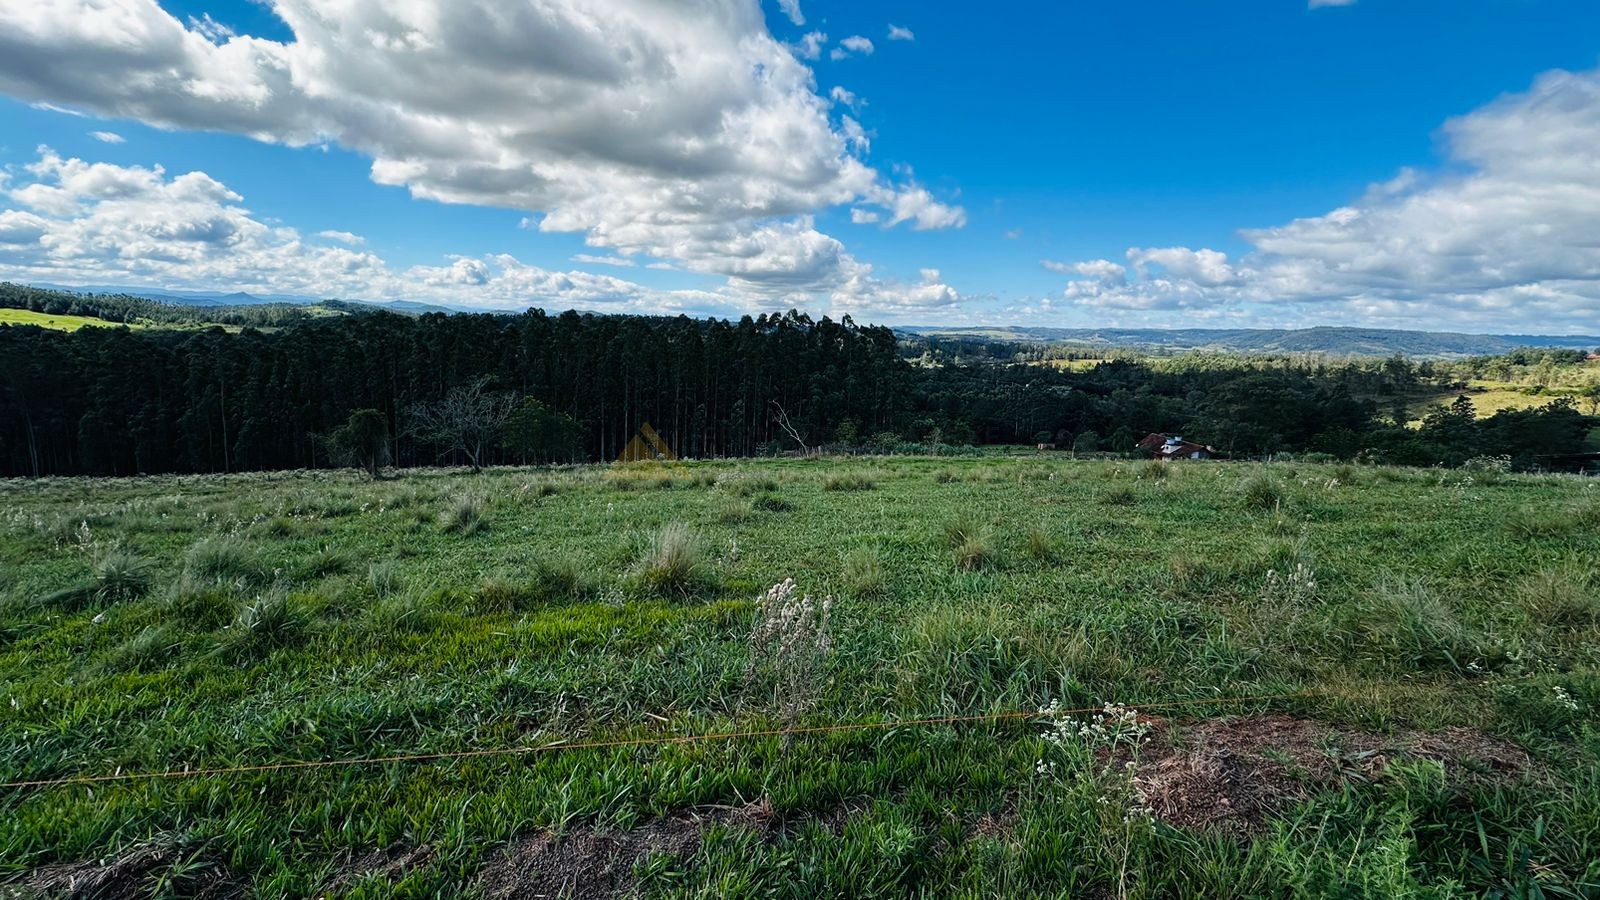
900 325 1600 358
30 283 472 316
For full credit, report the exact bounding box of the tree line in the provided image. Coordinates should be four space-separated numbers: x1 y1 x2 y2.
0 290 1594 476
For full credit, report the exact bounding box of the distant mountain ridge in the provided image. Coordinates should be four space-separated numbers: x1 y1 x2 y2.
901 325 1600 357
28 283 471 316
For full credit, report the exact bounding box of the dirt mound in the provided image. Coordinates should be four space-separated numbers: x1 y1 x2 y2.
475 802 775 900
5 841 242 900
1132 715 1533 834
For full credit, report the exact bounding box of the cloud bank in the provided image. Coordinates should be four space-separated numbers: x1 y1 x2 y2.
1042 66 1600 333
0 0 963 312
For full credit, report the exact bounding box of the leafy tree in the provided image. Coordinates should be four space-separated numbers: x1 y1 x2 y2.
501 397 581 464
327 408 389 478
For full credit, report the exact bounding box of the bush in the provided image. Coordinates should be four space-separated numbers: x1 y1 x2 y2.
638 521 709 596
1139 459 1167 481
439 494 487 534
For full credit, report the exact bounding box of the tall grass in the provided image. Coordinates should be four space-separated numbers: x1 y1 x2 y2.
638 521 709 596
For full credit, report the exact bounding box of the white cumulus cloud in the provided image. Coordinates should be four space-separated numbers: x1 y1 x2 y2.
1042 65 1600 333
887 25 915 41
831 35 874 60
0 0 962 302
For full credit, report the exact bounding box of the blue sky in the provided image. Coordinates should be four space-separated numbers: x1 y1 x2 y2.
1 1 1598 332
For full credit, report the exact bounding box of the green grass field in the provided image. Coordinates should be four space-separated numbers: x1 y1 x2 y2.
1 458 1597 897
0 308 140 332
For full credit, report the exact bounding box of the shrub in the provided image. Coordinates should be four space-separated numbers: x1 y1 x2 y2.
638 521 708 596
823 471 876 492
1240 474 1283 511
933 469 959 484
842 548 886 599
90 545 154 604
1139 459 1168 481
439 494 487 534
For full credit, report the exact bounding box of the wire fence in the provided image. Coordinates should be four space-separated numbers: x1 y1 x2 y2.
0 690 1312 791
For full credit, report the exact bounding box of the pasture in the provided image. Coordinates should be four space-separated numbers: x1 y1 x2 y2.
1 457 1597 897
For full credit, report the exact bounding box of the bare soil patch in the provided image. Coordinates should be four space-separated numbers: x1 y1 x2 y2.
4 841 242 900
1132 714 1534 834
474 801 777 900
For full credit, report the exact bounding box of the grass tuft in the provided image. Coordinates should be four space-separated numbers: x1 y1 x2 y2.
638 521 709 596
823 471 876 492
842 548 887 598
439 493 488 534
1241 473 1284 511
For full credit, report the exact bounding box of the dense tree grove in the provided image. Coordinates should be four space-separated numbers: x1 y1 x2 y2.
0 293 1594 476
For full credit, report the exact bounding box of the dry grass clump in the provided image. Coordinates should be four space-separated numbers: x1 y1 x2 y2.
638 521 709 596
1139 459 1168 481
744 578 834 724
